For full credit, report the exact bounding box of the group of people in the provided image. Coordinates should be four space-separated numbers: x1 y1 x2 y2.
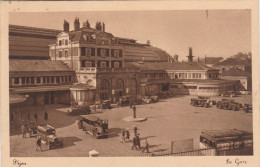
27 111 48 123
20 111 48 139
121 126 150 153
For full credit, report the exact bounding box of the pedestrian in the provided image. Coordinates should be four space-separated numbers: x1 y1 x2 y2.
27 112 31 121
121 128 125 143
44 111 48 121
34 112 38 122
136 133 141 150
36 136 42 151
126 128 130 142
133 105 136 118
142 139 150 153
131 136 137 150
21 124 26 138
134 126 138 136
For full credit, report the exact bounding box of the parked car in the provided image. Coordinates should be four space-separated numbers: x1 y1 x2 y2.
100 100 111 109
190 96 210 108
142 96 152 104
37 125 63 149
78 115 108 139
216 99 239 111
221 91 236 97
118 96 132 107
150 95 159 103
27 121 38 137
67 104 91 116
243 104 252 113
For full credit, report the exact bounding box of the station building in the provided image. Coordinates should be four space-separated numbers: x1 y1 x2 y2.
9 18 240 108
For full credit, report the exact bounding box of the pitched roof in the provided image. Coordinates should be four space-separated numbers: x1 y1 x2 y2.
221 67 251 77
125 62 218 71
10 60 73 72
213 58 251 66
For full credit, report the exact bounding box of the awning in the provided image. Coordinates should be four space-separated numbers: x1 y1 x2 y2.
10 84 72 93
10 94 27 104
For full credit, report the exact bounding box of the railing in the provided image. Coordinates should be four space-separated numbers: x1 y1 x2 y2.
140 146 253 157
80 67 140 73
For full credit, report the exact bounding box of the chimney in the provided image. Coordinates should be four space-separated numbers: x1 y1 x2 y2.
102 22 105 32
173 54 179 62
63 20 69 32
74 17 80 31
187 47 194 62
146 40 150 46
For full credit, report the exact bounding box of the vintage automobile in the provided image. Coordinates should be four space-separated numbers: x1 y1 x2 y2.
150 95 159 103
67 104 91 116
118 96 133 107
142 96 152 104
190 96 210 108
221 91 236 97
78 115 108 139
100 100 111 109
200 129 253 155
216 99 239 111
27 121 38 137
37 125 63 149
243 104 252 113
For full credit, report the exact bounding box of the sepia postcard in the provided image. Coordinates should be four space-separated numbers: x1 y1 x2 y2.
0 1 259 167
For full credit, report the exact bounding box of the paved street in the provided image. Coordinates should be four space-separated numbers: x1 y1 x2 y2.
10 95 252 157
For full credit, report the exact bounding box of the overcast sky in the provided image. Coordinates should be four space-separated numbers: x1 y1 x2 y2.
10 10 251 61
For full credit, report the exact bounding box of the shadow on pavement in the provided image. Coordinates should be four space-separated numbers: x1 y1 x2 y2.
108 128 121 138
152 148 169 153
10 105 81 136
140 135 156 140
62 136 82 149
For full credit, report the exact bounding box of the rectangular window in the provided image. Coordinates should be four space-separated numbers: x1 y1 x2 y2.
188 73 191 79
21 77 25 84
31 77 34 84
14 78 19 84
62 76 64 82
81 47 86 56
51 76 55 83
91 48 95 57
36 77 41 84
106 61 109 68
192 73 195 78
43 77 46 83
119 61 122 68
184 73 187 79
59 40 62 46
65 76 67 82
209 74 212 78
56 77 60 83
92 60 95 67
59 51 62 58
119 50 123 57
198 73 201 78
64 50 68 57
196 73 198 78
97 48 101 57
65 39 68 45
47 77 50 83
81 61 86 67
69 76 71 82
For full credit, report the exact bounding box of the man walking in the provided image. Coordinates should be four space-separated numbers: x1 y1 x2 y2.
21 124 26 138
34 112 38 123
126 128 130 142
133 105 136 118
131 136 137 150
44 111 48 121
36 136 42 151
134 126 138 136
27 112 31 121
121 128 125 143
136 133 141 150
142 139 150 153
